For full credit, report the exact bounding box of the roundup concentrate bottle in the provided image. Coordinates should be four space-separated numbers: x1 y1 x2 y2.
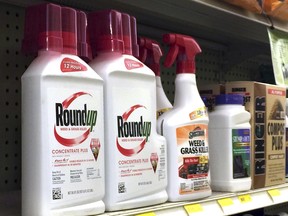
88 10 168 211
158 33 212 201
21 4 105 216
209 94 251 192
138 37 173 118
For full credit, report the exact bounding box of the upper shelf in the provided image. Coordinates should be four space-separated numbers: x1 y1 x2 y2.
3 0 288 48
50 0 287 47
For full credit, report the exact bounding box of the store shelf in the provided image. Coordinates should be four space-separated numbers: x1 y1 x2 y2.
100 184 288 216
2 183 288 216
0 0 287 215
0 0 274 45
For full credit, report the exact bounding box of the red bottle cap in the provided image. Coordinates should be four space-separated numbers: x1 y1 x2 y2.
77 10 91 62
62 7 77 55
121 13 132 55
87 10 123 56
138 37 162 76
130 16 139 58
22 3 63 55
163 33 201 74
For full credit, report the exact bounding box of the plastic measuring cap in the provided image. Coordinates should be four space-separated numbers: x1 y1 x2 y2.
215 94 244 105
163 33 201 74
121 13 132 55
138 37 163 76
22 3 63 55
87 9 124 56
77 10 91 62
130 16 139 58
62 7 77 55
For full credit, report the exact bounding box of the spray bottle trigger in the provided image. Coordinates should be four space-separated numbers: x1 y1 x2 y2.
164 45 178 68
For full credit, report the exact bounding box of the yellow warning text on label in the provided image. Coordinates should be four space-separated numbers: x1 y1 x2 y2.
189 107 207 120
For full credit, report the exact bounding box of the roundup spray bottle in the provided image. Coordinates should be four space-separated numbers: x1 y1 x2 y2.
21 4 105 216
138 37 173 118
158 33 212 201
88 10 167 211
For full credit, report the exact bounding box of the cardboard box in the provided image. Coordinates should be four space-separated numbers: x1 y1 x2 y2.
225 81 286 189
199 84 225 112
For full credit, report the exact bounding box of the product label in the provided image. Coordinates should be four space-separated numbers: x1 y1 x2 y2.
60 57 87 72
266 89 286 184
254 96 265 176
157 107 172 119
116 105 151 157
49 89 103 202
232 129 251 179
189 107 208 120
176 124 210 195
112 85 166 200
267 28 288 86
124 58 144 70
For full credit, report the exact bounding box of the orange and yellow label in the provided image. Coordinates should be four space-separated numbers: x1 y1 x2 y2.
177 124 210 195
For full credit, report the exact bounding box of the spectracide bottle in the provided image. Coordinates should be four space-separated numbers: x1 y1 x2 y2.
88 10 168 211
138 37 173 119
21 4 105 216
208 94 252 192
157 33 211 201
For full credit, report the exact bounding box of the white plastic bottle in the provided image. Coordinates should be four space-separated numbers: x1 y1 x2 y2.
209 94 251 192
88 10 167 211
158 33 211 201
138 37 173 118
21 4 105 216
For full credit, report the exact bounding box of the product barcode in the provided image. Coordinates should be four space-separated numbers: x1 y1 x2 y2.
52 188 62 200
118 182 126 194
68 189 93 195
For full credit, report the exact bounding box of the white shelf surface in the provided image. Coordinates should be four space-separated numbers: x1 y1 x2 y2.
2 183 288 216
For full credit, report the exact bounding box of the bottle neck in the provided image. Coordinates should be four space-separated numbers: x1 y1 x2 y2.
38 50 61 56
174 73 200 108
96 51 122 57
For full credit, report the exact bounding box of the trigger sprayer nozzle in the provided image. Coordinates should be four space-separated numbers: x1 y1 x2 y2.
138 37 163 76
163 33 201 74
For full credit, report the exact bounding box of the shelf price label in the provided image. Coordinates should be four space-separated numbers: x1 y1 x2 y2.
217 197 234 213
184 203 203 214
136 212 156 216
238 194 252 204
267 189 281 203
217 197 234 207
